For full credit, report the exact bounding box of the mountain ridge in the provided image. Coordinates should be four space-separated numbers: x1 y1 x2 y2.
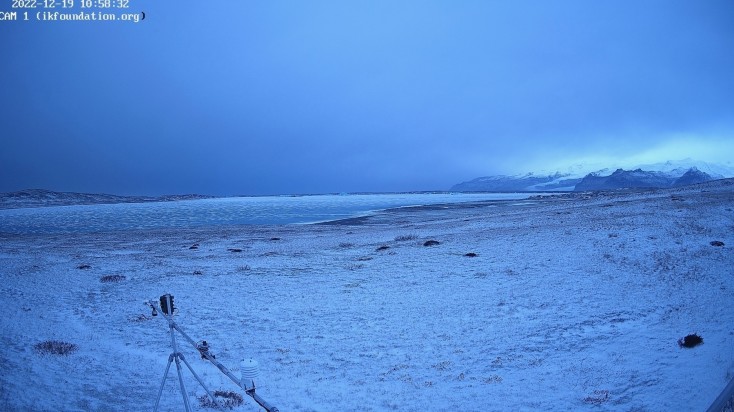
452 159 734 192
572 168 713 191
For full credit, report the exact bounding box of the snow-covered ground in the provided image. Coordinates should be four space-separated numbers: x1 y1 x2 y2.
1 181 733 411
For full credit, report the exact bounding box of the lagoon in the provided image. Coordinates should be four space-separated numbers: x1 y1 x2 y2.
0 192 534 234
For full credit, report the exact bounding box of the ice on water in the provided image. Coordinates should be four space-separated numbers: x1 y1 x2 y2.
0 192 531 234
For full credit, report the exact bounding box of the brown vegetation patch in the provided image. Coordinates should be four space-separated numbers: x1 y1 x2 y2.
583 390 609 405
100 274 126 283
198 390 244 409
34 340 78 356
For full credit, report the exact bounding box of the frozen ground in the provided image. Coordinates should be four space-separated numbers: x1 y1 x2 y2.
1 181 733 411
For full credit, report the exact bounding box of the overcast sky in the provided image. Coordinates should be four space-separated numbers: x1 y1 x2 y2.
2 1 733 196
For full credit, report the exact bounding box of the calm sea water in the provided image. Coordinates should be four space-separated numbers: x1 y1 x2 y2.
0 193 534 234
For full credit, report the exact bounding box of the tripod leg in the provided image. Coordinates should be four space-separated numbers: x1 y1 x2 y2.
173 354 193 412
179 353 220 408
166 315 193 412
154 354 174 412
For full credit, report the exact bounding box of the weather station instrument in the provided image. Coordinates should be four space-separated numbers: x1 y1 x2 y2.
147 294 279 412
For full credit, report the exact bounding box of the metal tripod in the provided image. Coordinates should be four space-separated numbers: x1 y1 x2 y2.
154 305 219 412
149 294 279 412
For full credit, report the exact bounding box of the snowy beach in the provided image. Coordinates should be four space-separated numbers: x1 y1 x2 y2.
1 181 733 411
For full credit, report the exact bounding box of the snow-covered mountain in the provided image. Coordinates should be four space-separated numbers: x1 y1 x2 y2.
573 167 715 191
631 158 734 179
451 159 732 192
673 167 716 187
451 173 582 192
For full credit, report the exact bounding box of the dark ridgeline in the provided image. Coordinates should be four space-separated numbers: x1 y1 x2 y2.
574 167 714 191
451 166 716 192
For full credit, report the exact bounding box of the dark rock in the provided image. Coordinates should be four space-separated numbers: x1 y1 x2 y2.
678 334 703 348
710 241 725 247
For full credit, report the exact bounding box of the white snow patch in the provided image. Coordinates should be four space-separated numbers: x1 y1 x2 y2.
1 182 733 411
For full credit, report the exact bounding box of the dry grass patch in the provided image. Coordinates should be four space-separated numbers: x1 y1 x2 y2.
100 274 126 283
34 340 78 356
198 390 244 409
